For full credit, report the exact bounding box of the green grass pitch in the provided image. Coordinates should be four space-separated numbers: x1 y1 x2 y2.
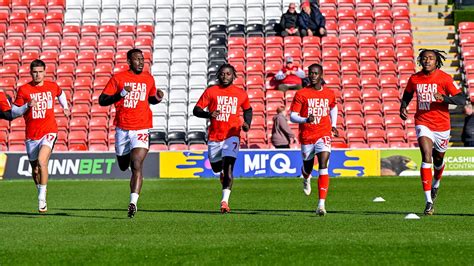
1 177 473 265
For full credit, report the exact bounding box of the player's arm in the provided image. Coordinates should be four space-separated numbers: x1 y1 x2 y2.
399 91 413 120
57 91 70 116
0 110 13 121
193 106 220 118
99 86 131 106
290 112 314 123
242 107 252 132
330 105 339 137
435 92 466 106
148 89 164 105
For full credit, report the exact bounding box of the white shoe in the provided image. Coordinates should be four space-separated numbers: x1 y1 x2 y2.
316 207 327 216
303 177 311 196
38 199 47 213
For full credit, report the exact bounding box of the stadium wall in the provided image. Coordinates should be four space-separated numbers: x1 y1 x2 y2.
1 149 473 180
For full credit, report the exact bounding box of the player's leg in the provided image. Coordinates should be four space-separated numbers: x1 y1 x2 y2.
315 151 330 216
219 137 239 213
208 140 224 183
36 144 52 212
126 130 150 218
127 147 148 216
115 127 132 171
431 130 449 203
26 139 47 212
26 140 41 186
417 125 435 214
116 154 131 171
35 134 57 212
301 144 316 196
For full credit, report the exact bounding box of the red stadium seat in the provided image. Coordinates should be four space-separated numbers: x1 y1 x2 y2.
169 144 188 151
321 36 339 49
459 22 474 34
265 36 283 48
26 23 44 38
382 88 400 102
99 25 117 37
377 36 395 48
246 76 265 90
339 21 357 36
338 8 356 23
69 143 88 151
397 61 416 75
79 37 98 51
149 144 169 151
303 47 321 61
118 25 136 38
361 75 379 89
347 129 366 143
283 36 301 48
77 50 96 66
46 11 63 24
81 25 99 37
365 115 385 129
341 61 359 75
44 24 63 38
342 88 362 103
362 88 381 102
380 74 399 89
344 102 363 116
359 35 376 48
356 9 374 21
385 115 404 129
346 115 365 129
63 25 80 39
378 47 396 62
28 11 46 24
383 101 400 115
342 75 360 89
359 47 377 62
322 61 340 75
379 61 397 75
59 51 77 65
340 48 358 62
61 37 79 51
395 35 413 49
387 128 406 143
302 36 321 49
265 90 284 103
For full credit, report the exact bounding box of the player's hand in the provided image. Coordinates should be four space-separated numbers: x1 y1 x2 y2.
291 137 297 144
400 107 408 120
64 108 71 117
434 92 444 102
156 89 164 101
210 110 220 118
306 114 315 123
123 85 132 92
28 99 37 108
331 127 339 137
307 29 313 36
242 122 250 132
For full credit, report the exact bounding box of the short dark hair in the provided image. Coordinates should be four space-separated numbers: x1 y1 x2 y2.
127 48 143 60
30 59 46 70
217 64 237 78
417 49 446 69
308 63 323 73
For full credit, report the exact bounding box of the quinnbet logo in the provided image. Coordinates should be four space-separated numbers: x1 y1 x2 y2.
17 156 116 177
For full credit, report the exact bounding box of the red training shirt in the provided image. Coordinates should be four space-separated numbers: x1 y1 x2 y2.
404 69 461 131
290 86 336 144
195 84 251 142
103 70 157 130
0 91 12 112
14 81 62 140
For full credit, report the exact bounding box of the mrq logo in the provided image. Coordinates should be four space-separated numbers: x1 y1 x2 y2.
17 155 116 177
244 153 297 176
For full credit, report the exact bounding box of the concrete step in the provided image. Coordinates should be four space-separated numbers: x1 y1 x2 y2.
410 11 452 18
413 40 456 46
413 31 455 40
416 0 448 5
411 17 454 26
410 4 453 13
412 25 455 32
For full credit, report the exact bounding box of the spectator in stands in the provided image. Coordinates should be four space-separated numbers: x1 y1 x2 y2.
275 56 305 91
279 2 300 37
298 1 327 37
462 100 474 147
271 106 296 148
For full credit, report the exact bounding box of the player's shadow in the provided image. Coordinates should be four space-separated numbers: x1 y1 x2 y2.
330 210 474 217
0 210 127 220
57 208 297 217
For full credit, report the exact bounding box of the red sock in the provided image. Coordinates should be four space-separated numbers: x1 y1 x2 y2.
420 163 432 192
318 169 329 200
434 163 445 182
